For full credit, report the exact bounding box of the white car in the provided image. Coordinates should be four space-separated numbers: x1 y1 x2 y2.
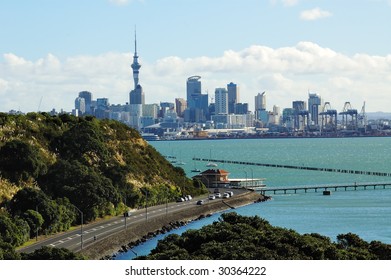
214 193 222 198
208 194 216 200
223 193 230 198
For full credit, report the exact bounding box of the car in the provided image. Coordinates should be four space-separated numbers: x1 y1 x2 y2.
186 195 193 200
214 192 222 198
214 188 220 193
222 193 230 198
176 197 185 202
208 194 216 200
196 200 204 205
227 191 234 197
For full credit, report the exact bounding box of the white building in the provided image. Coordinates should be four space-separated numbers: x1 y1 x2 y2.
215 88 228 115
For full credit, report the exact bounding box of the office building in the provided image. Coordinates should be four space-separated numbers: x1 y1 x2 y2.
308 93 322 125
227 82 239 114
78 91 92 114
215 88 228 115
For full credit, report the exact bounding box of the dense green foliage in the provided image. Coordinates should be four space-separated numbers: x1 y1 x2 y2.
138 212 391 260
0 112 206 258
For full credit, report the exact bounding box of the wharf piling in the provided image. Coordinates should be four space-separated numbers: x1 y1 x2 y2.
259 182 391 195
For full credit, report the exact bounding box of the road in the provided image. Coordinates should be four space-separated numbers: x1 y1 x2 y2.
18 189 243 254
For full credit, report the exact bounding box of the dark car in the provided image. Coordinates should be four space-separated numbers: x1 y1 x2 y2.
196 200 204 205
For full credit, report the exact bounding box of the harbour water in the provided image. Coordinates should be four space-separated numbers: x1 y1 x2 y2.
115 137 391 259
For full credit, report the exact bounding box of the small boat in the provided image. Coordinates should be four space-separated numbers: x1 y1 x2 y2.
206 149 217 167
191 159 201 172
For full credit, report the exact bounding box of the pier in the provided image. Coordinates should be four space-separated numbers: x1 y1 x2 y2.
192 157 391 177
259 182 391 195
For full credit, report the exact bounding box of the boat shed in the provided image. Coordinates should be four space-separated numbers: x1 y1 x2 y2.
192 169 230 188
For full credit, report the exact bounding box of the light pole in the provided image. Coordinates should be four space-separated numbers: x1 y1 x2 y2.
72 205 84 250
243 170 248 189
141 189 148 221
249 168 254 189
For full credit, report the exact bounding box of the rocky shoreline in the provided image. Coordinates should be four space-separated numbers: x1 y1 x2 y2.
81 191 270 260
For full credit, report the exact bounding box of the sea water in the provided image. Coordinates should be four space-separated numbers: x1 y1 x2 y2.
115 137 391 259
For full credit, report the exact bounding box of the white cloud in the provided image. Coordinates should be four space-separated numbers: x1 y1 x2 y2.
300 7 332 21
1 42 391 113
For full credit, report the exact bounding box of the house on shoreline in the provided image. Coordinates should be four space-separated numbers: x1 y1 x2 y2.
192 169 265 190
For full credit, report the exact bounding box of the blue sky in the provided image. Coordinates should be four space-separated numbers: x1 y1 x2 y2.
1 0 391 112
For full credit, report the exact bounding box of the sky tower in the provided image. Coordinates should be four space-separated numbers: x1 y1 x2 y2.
131 28 141 89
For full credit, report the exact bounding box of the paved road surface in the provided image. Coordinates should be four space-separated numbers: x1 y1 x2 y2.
18 189 244 254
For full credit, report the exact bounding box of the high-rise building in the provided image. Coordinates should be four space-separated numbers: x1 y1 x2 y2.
74 97 86 115
185 76 208 122
308 93 322 125
255 92 266 111
227 82 239 114
78 91 92 114
186 76 201 102
215 88 228 115
255 92 266 120
234 103 249 114
175 98 187 117
292 100 307 130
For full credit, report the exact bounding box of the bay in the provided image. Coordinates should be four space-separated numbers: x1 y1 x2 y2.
115 137 391 259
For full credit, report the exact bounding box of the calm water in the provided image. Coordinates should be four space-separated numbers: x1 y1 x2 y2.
115 137 391 259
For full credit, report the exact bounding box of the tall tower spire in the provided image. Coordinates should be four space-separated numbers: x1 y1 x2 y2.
131 26 141 89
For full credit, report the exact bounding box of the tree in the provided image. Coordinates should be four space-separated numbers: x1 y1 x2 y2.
22 210 44 238
0 213 29 247
0 140 47 183
22 246 85 260
39 159 120 221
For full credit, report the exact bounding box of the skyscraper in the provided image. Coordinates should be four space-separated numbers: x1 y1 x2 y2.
255 92 266 121
185 76 208 122
78 91 92 114
227 82 239 114
215 88 228 115
255 92 266 111
186 76 201 102
175 98 187 117
308 93 322 125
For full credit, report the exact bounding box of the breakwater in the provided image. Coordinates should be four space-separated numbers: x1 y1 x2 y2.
193 157 391 177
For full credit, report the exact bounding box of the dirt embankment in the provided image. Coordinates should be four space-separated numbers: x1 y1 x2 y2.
81 191 267 260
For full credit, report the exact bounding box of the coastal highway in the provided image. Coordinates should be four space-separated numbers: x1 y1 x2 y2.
18 189 244 254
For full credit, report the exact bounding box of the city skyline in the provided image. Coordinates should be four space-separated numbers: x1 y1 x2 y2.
1 0 391 113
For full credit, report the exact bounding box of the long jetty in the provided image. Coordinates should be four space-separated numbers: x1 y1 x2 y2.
259 182 391 195
192 157 391 177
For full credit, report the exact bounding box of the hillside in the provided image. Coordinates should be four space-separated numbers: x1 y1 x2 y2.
0 112 206 259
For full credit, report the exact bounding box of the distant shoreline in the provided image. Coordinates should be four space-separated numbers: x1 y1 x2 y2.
80 191 264 260
151 134 391 142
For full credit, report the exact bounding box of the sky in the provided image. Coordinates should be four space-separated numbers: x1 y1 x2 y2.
1 0 391 113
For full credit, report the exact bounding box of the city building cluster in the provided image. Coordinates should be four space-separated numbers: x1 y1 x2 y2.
70 33 390 139
7 32 390 139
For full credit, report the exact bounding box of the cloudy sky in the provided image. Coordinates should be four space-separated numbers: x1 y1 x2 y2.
1 0 391 113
